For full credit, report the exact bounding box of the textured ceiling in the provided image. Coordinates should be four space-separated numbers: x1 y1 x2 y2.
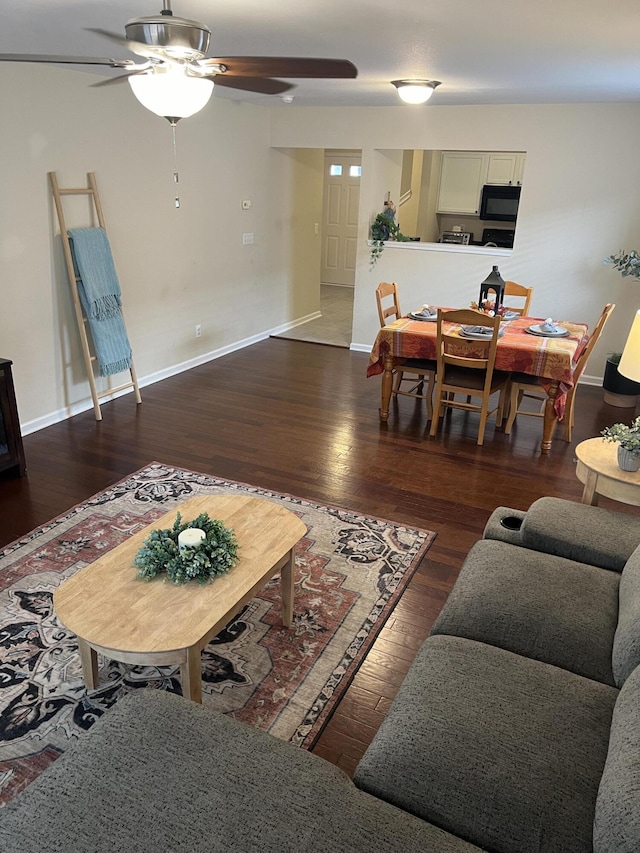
1 0 639 108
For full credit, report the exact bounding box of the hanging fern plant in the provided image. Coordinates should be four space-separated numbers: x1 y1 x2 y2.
370 212 409 269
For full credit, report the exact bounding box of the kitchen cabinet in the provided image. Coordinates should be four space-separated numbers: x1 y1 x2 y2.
437 150 527 214
0 358 26 478
486 152 526 186
436 152 488 215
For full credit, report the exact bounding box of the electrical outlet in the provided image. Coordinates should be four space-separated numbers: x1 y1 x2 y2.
242 199 252 210
195 324 202 338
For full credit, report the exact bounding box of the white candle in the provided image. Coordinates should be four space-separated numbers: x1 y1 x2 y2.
178 528 206 552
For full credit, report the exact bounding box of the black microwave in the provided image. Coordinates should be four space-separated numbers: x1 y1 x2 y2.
479 184 521 222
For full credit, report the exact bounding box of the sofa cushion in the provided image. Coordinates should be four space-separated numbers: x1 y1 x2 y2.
0 689 482 853
354 635 618 853
594 663 640 853
519 497 640 572
430 539 620 685
612 544 640 687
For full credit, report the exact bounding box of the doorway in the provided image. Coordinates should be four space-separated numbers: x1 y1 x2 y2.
271 148 361 348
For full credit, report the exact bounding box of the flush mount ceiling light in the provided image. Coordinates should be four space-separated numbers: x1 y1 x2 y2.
391 79 441 104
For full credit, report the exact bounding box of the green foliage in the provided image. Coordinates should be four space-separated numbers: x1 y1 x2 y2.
369 212 410 269
605 249 640 280
134 511 239 585
601 416 640 453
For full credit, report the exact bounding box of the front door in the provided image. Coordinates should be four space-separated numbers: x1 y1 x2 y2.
321 151 361 286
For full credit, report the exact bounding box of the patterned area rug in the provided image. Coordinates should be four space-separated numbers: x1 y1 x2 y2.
0 463 434 805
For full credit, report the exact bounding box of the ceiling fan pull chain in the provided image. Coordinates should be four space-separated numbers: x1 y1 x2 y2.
171 120 180 208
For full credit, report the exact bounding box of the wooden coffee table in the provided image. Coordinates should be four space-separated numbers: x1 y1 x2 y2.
575 437 640 506
53 495 306 703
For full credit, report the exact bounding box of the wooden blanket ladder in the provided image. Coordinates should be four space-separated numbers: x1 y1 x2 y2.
49 171 141 421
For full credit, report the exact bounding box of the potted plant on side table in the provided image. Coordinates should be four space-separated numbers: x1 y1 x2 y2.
601 416 640 472
604 250 640 406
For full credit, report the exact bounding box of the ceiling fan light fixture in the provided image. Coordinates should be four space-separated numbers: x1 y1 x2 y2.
128 66 213 119
391 79 441 105
125 14 211 60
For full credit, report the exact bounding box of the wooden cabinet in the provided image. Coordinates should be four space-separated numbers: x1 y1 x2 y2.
0 359 26 477
486 152 526 186
437 151 527 213
436 152 488 215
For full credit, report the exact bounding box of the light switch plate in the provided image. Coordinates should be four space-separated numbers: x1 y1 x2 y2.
242 232 254 245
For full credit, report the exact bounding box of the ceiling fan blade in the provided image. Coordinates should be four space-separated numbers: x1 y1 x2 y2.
211 75 294 95
198 57 357 79
90 68 151 88
0 53 132 68
86 27 168 61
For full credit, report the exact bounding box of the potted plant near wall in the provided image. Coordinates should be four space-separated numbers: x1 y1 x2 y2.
604 250 640 406
370 200 409 269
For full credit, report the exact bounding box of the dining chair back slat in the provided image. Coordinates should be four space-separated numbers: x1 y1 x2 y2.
429 308 510 446
504 281 533 316
375 281 402 326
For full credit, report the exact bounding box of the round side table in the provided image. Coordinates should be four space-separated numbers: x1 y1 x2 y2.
575 437 640 506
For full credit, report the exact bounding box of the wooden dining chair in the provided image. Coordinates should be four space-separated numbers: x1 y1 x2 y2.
505 303 615 442
376 281 402 326
375 281 437 418
503 281 533 316
429 308 510 446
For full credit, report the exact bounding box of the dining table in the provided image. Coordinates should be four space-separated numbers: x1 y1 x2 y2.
367 311 589 454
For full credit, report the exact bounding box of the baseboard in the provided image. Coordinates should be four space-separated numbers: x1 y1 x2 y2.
21 317 318 437
270 311 322 334
580 372 604 388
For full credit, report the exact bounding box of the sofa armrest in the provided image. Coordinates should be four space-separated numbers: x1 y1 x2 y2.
485 497 640 572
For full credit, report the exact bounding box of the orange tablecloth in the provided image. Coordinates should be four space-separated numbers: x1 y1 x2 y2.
367 314 589 417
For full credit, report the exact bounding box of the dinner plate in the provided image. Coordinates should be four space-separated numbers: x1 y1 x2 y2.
460 326 505 340
409 311 437 321
501 311 519 322
525 324 570 338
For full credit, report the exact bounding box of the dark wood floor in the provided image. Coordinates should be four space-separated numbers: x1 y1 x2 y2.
1 338 637 776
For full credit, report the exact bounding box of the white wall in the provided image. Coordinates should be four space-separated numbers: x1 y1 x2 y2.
270 103 640 379
0 63 298 430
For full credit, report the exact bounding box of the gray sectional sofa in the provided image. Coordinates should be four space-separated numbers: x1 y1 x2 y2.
355 497 640 853
2 497 640 853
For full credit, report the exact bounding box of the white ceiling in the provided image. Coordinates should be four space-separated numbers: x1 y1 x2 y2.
2 0 640 108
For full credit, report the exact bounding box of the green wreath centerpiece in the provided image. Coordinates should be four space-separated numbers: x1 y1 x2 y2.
134 511 239 585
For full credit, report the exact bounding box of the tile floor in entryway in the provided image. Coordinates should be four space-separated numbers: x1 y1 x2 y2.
272 284 354 347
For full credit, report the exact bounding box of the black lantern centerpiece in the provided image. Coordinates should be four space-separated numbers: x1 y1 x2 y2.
479 266 506 316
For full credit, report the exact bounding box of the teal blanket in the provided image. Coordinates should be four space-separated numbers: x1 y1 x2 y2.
68 228 132 377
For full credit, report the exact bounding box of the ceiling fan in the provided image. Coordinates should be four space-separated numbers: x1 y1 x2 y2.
0 1 358 120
